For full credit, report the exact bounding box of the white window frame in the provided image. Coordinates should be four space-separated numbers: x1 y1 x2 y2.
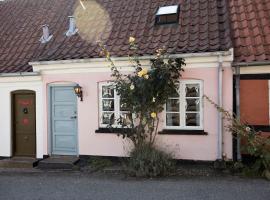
99 82 130 128
165 80 204 130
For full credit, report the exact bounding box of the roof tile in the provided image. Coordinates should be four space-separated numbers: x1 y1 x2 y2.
0 0 231 73
229 0 270 63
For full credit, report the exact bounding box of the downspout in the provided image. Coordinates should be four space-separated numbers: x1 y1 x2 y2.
217 55 224 160
235 65 242 161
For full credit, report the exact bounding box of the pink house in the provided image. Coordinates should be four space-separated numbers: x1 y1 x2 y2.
0 0 234 161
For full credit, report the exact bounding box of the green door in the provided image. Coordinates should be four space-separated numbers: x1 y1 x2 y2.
51 86 78 155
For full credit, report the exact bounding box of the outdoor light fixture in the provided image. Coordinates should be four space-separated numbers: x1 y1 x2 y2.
74 84 83 101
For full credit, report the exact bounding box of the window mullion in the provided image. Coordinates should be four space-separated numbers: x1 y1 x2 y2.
99 84 103 127
115 90 120 125
180 83 185 128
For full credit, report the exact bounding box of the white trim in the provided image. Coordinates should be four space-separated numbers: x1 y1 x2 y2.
156 5 179 15
98 82 131 128
238 65 270 74
0 75 41 83
30 49 233 65
0 79 43 159
164 80 203 130
30 49 234 74
99 82 117 127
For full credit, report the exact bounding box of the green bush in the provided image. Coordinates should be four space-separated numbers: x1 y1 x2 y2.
88 157 113 170
126 143 175 177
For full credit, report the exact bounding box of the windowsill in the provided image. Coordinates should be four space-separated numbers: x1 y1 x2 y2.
159 129 208 135
95 128 134 134
95 128 207 135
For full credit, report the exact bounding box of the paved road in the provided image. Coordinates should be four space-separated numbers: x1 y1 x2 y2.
0 172 269 200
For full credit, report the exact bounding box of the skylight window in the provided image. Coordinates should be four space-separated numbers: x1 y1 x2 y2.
155 5 180 25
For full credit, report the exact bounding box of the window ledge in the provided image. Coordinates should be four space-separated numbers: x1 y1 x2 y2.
95 128 134 134
159 129 208 135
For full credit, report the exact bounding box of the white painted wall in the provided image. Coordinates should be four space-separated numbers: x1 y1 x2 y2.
0 76 43 159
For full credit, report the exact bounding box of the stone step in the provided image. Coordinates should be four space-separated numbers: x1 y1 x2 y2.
0 157 38 168
37 156 79 170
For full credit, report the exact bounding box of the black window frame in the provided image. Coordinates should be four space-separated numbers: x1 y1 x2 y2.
155 5 180 25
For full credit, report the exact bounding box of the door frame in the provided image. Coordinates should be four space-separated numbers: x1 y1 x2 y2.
11 90 36 157
47 83 79 156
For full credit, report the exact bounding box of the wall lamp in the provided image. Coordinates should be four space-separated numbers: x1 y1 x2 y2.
74 84 83 101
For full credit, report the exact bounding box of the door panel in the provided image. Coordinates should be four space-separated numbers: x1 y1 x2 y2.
13 92 36 156
51 86 77 155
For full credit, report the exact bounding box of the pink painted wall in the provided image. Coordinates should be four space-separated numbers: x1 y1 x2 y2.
42 67 233 161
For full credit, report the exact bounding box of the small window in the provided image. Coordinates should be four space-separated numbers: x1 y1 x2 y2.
165 80 203 130
99 82 131 128
155 5 180 25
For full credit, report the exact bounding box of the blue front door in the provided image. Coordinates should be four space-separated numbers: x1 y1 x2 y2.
51 86 78 155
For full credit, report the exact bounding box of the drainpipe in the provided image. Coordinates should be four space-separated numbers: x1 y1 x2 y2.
217 55 223 160
235 65 242 161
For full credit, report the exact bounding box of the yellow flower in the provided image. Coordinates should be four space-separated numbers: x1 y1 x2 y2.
152 97 156 102
106 51 110 59
141 68 148 75
138 71 144 77
129 36 135 43
151 112 157 118
138 68 148 77
130 84 135 90
144 74 149 79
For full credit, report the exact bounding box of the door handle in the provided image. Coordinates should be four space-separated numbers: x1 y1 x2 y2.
70 116 77 119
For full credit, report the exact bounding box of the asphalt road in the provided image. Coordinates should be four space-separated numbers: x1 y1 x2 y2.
0 172 269 200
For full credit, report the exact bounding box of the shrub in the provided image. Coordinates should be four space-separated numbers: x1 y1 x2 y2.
88 157 113 170
205 95 270 180
99 37 183 177
126 143 175 177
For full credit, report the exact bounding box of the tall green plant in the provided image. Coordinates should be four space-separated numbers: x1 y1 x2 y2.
99 37 185 146
204 95 270 179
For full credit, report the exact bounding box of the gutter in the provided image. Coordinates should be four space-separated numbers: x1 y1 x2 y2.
0 72 40 77
29 50 232 66
217 55 224 160
232 61 270 67
235 65 242 161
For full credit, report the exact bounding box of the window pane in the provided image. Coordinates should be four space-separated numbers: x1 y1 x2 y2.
120 99 128 111
170 88 179 98
102 112 115 125
186 113 200 126
186 84 200 97
102 86 114 98
120 112 132 125
166 99 179 112
166 14 178 23
102 99 114 111
186 99 200 112
166 113 180 126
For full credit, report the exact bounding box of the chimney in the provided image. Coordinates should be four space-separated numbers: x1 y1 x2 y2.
65 16 78 36
40 25 53 43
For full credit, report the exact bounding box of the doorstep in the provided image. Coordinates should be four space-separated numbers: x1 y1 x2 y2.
0 157 39 169
37 156 80 170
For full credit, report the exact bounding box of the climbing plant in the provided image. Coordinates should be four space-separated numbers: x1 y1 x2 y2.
99 37 185 147
204 95 270 180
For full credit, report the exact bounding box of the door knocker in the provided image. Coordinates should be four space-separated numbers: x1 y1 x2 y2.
23 107 28 114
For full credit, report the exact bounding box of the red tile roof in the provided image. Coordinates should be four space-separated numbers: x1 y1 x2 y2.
0 0 232 73
229 0 270 63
